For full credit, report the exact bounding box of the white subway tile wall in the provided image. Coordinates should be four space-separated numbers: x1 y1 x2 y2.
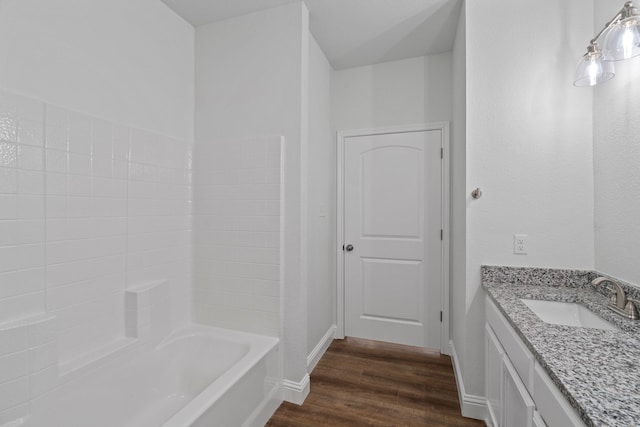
0 89 192 412
45 105 127 362
0 315 57 422
193 137 282 337
126 129 192 329
0 92 46 324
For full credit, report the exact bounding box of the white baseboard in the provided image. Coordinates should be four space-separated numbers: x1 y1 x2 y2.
449 340 487 421
282 325 335 406
283 374 310 405
306 324 336 372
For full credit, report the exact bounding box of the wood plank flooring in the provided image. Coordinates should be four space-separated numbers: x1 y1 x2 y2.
266 337 485 426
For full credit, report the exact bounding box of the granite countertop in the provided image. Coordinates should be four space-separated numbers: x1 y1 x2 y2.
482 266 640 427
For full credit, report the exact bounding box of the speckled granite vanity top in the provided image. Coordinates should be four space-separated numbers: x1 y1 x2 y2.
482 266 640 427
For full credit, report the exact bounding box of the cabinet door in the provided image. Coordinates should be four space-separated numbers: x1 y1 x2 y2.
533 411 547 427
485 324 504 426
502 356 535 427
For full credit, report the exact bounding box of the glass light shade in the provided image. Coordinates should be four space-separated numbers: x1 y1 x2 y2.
573 53 615 86
603 16 640 60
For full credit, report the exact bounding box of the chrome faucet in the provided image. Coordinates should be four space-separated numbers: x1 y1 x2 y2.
591 277 639 320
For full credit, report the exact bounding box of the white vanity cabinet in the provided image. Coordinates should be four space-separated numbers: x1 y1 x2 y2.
485 296 586 427
485 321 535 427
532 411 547 427
501 356 535 427
484 324 503 424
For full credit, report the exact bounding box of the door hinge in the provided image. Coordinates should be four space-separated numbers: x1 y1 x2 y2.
440 311 443 322
441 147 444 159
440 229 443 240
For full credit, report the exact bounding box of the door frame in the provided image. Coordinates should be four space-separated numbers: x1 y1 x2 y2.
335 122 450 354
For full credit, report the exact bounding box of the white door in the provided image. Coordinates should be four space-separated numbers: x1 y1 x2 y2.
343 130 442 348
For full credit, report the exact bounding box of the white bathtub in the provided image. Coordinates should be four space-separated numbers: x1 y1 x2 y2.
18 325 281 427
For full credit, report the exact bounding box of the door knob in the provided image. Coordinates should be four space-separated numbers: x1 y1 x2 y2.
344 244 354 252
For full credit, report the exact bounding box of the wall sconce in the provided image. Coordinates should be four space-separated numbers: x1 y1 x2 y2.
574 1 640 87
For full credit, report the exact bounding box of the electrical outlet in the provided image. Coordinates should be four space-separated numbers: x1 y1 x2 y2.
514 234 528 255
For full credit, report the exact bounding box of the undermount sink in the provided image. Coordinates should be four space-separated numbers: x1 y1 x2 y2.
521 299 620 331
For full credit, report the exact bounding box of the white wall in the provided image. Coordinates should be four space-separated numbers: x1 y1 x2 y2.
450 0 466 395
0 0 194 142
593 0 640 287
306 36 334 357
194 1 310 396
462 0 594 400
332 54 452 131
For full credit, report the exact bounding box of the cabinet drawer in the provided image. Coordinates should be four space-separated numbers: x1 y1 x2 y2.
486 296 534 391
533 364 585 427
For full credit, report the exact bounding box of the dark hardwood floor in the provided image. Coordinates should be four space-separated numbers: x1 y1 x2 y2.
267 337 485 426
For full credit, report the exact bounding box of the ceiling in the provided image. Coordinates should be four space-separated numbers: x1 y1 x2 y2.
160 0 462 70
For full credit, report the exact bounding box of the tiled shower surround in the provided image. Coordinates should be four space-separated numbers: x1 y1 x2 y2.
0 89 192 419
193 137 282 338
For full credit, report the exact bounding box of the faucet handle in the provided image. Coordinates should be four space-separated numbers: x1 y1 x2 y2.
592 277 628 309
624 300 640 320
624 299 639 320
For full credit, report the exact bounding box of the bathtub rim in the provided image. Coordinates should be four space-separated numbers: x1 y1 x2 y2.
160 323 280 427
